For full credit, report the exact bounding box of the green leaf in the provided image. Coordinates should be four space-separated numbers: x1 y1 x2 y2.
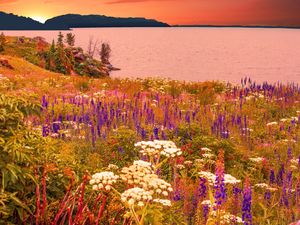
9 194 32 214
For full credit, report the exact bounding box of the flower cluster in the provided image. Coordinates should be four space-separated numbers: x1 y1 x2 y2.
266 122 278 126
209 210 243 224
201 147 212 152
120 160 153 186
249 157 265 163
160 147 182 158
90 171 119 191
153 198 171 206
198 171 216 185
198 171 241 185
145 174 173 196
201 199 216 208
134 140 182 158
121 187 153 207
254 183 277 192
108 164 119 170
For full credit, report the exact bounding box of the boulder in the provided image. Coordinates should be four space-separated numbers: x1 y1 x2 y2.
87 65 103 77
74 53 86 62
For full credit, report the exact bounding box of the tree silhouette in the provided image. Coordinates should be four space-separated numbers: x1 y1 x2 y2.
65 33 75 47
46 40 56 71
0 32 6 52
57 32 64 48
99 42 111 64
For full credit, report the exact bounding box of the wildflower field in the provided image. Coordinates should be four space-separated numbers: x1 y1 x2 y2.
1 62 300 225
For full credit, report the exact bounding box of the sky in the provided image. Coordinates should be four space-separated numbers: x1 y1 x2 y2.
1 0 300 26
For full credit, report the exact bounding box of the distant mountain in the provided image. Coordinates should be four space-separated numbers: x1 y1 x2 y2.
0 12 44 30
174 24 300 29
44 14 169 29
0 12 170 30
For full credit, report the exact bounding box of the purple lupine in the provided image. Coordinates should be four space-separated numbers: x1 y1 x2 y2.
214 150 226 208
280 176 289 207
269 169 275 184
202 204 210 222
52 122 60 133
153 127 159 139
233 186 242 213
42 125 49 137
91 124 96 147
173 188 181 201
276 164 285 186
198 178 207 199
264 191 271 206
161 130 167 140
287 171 293 200
242 178 252 225
287 147 293 161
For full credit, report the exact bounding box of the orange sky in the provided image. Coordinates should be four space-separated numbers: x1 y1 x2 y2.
1 0 300 25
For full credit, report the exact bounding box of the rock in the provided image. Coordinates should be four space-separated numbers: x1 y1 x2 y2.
17 37 25 43
74 53 86 62
87 65 103 77
110 66 121 71
0 58 14 69
33 36 46 42
103 63 120 71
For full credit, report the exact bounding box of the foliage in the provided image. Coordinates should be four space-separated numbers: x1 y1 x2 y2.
0 68 300 224
0 32 6 52
65 33 75 47
0 94 41 222
100 42 111 64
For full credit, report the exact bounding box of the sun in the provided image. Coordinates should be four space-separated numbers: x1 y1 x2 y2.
30 15 47 23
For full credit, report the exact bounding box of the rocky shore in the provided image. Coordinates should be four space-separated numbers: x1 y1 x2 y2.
0 34 118 78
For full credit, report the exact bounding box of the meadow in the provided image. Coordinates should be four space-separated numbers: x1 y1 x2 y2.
0 35 300 225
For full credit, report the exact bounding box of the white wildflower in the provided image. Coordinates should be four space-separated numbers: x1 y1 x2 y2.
201 147 212 152
120 160 153 186
255 183 277 192
202 153 215 159
210 210 243 224
153 199 171 206
198 171 241 185
249 157 265 163
266 122 278 126
121 187 152 207
135 140 181 158
90 171 119 191
160 147 182 158
108 164 119 170
176 164 185 169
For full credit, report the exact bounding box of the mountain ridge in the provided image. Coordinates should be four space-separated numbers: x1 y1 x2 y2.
0 11 170 30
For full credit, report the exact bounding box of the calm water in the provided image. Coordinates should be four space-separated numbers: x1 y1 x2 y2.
3 28 300 83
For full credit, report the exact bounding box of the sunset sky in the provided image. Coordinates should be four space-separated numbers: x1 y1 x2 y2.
1 0 300 26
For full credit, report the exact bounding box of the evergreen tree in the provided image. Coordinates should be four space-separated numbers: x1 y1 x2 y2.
55 32 68 74
0 32 6 52
57 32 64 48
99 42 111 64
54 47 67 74
65 33 75 47
46 40 56 71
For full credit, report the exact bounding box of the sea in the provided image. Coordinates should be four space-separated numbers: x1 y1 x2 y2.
2 27 300 83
